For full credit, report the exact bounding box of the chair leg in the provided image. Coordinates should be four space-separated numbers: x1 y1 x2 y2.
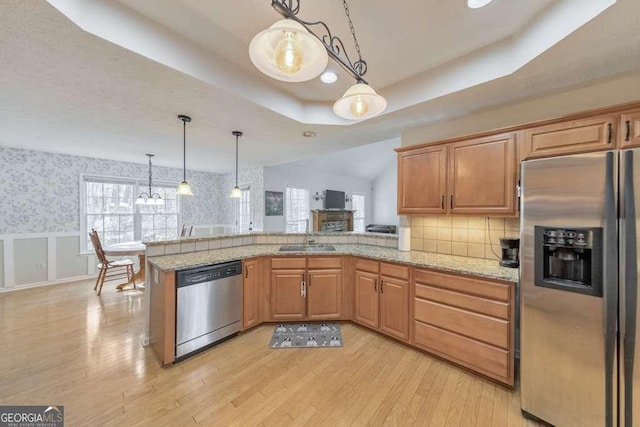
94 269 105 291
130 265 137 288
97 269 106 296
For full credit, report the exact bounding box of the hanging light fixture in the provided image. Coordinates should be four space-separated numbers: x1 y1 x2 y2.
136 154 164 205
250 0 386 121
230 131 243 199
176 115 194 196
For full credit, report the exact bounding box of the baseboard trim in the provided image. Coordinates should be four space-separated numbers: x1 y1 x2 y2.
0 274 97 293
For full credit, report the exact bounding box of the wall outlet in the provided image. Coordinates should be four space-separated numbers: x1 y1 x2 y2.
36 263 46 270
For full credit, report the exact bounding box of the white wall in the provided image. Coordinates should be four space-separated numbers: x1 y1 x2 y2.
372 160 399 227
263 163 373 232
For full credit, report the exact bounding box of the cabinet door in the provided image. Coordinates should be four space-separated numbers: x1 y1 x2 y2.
270 269 306 320
307 269 342 319
397 145 447 214
522 115 617 159
621 109 640 148
242 259 259 329
354 270 379 328
448 133 517 215
379 276 410 341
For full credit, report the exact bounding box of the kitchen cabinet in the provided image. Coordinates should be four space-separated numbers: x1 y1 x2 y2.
270 269 306 320
448 133 517 215
269 257 343 320
621 109 640 148
397 145 447 214
242 259 259 329
353 258 410 341
411 268 514 386
522 115 618 159
396 133 517 216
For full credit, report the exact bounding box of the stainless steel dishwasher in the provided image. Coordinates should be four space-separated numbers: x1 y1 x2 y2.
175 260 242 360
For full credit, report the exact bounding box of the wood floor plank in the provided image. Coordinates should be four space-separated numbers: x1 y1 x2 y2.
0 280 542 426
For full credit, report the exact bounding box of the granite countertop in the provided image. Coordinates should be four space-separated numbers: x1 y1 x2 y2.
144 231 398 246
148 244 519 282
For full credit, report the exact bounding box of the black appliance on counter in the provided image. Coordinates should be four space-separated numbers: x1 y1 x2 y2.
499 237 520 268
365 224 397 234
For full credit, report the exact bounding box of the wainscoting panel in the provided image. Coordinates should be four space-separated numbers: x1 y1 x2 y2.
56 236 87 280
14 237 48 286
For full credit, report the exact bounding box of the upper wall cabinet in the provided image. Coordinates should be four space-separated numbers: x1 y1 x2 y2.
397 145 447 214
397 133 517 216
621 109 640 149
522 115 618 159
448 133 517 215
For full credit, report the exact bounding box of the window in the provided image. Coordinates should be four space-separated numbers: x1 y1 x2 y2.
285 186 310 232
234 186 252 233
139 186 179 241
352 193 366 233
82 176 180 251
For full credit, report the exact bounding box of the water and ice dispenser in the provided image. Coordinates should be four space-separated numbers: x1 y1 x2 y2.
534 226 603 297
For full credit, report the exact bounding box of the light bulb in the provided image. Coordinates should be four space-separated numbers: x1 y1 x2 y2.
275 31 303 74
350 96 369 118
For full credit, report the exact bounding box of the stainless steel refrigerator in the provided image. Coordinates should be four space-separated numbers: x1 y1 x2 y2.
520 149 639 427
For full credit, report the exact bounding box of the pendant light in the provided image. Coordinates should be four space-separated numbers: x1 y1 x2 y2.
333 81 387 120
136 154 164 205
250 0 386 120
176 115 193 196
249 19 328 82
230 131 243 198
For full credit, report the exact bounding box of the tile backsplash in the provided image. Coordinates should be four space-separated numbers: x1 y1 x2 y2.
410 216 520 260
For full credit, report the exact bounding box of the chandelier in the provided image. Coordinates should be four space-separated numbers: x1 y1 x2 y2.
250 0 387 121
136 154 164 205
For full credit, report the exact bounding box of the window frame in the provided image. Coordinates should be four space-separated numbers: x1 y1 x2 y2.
284 185 311 233
352 192 366 233
79 173 182 254
233 184 252 233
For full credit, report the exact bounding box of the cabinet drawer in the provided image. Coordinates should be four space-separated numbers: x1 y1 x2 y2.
415 283 509 320
355 258 379 274
414 321 510 383
413 268 511 302
414 298 509 349
271 257 306 270
380 263 409 280
307 257 342 269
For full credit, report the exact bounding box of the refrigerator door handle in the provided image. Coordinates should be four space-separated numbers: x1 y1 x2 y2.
604 151 618 427
623 150 637 427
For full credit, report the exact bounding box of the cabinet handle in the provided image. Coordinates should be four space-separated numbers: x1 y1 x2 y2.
245 266 248 279
627 120 632 142
301 280 306 297
381 280 384 294
441 195 444 210
450 195 454 209
607 123 613 144
374 278 377 292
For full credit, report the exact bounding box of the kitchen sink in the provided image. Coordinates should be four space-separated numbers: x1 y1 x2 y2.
279 244 336 252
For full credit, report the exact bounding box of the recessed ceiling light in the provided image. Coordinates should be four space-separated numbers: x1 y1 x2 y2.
320 71 338 84
302 131 317 137
467 0 493 8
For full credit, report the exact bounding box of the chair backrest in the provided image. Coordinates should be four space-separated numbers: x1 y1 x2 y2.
89 229 108 264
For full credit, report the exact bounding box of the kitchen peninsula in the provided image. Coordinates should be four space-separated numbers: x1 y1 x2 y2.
146 232 518 387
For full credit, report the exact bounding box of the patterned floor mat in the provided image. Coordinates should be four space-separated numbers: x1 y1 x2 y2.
269 323 343 348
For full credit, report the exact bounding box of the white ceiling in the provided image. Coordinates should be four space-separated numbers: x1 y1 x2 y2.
1 0 639 174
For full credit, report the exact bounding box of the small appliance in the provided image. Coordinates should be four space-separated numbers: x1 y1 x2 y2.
499 237 520 268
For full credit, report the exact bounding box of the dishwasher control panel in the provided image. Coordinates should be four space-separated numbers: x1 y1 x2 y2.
176 261 242 287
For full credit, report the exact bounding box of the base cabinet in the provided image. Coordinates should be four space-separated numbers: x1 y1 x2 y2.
411 268 515 386
307 269 342 319
242 259 259 329
354 270 379 328
271 269 306 320
353 260 410 342
269 257 343 321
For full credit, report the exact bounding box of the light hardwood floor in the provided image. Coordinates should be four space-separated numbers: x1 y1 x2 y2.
0 280 542 426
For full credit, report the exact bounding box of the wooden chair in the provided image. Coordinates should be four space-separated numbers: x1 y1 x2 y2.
89 229 135 296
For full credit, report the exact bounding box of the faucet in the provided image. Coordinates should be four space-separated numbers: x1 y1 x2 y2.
305 219 315 246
